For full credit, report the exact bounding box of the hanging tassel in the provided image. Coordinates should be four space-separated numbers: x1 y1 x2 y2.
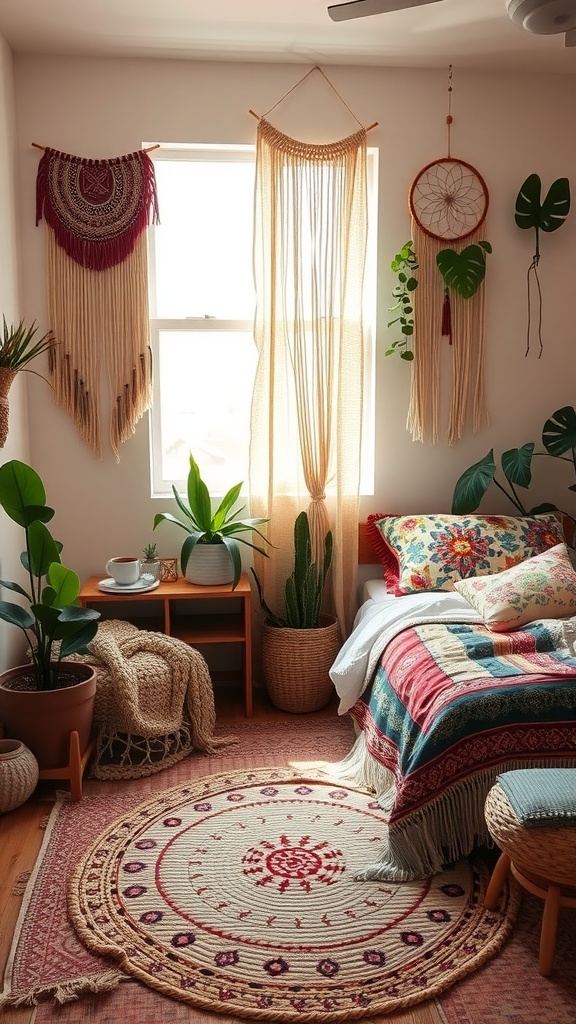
441 288 452 344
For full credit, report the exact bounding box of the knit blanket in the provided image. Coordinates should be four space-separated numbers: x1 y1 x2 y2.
71 620 236 780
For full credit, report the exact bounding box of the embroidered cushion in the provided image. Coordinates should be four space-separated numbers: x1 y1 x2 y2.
497 768 576 827
367 512 564 597
453 542 576 631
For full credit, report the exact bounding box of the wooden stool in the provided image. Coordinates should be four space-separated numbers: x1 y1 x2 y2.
484 780 576 976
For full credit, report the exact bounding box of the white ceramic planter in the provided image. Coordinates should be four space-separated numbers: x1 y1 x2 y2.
184 544 234 586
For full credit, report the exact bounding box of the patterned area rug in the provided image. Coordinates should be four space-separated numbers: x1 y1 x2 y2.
67 767 518 1022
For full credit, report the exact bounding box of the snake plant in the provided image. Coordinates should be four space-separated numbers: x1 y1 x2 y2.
252 511 333 629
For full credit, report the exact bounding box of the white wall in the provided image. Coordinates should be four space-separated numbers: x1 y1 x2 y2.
0 34 30 670
11 56 576 590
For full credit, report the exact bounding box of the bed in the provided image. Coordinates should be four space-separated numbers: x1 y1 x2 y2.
329 512 576 881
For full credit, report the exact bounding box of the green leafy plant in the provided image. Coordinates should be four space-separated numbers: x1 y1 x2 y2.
251 511 333 628
0 460 100 690
452 405 576 540
436 241 492 299
515 174 571 357
0 318 54 371
142 542 158 559
153 453 271 590
386 241 418 361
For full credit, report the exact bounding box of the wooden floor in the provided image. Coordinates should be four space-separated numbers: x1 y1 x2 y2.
0 687 443 1024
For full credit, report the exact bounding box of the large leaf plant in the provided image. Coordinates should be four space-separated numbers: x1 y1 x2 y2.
0 460 100 690
452 405 576 544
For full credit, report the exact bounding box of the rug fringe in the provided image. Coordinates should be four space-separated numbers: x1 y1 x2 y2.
0 969 125 1008
11 870 31 896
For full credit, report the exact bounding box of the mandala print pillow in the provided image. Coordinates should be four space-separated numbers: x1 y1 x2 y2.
454 542 576 631
367 512 564 596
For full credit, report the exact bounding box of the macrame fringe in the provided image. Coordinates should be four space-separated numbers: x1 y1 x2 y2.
46 230 153 459
407 221 489 445
0 969 125 1009
333 732 576 881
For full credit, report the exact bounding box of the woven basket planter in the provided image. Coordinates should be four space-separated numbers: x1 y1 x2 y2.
0 367 17 448
0 739 39 813
261 615 341 713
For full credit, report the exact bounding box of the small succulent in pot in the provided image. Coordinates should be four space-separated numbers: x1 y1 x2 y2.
142 542 158 560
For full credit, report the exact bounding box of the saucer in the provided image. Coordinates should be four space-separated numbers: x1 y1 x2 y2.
97 575 160 594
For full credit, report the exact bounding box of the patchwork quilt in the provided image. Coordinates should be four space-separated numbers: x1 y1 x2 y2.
351 618 576 826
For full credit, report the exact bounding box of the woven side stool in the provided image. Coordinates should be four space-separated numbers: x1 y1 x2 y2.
484 769 576 976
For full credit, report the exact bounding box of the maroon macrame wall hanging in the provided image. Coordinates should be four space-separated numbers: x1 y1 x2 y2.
36 147 159 458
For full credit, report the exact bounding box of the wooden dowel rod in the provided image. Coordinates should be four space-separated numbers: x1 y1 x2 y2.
31 142 161 153
248 111 378 131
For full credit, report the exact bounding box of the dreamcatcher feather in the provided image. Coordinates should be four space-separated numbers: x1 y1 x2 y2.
406 101 490 445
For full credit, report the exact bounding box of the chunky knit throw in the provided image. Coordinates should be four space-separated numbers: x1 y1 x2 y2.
70 620 236 780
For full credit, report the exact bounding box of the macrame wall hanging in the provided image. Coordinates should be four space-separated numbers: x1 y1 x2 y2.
35 145 160 459
407 68 490 446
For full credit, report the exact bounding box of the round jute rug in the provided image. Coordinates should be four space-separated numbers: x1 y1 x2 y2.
69 767 519 1022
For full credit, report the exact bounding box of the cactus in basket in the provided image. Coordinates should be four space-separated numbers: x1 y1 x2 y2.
251 511 333 629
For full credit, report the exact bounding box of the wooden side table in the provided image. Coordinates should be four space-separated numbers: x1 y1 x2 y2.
79 574 253 716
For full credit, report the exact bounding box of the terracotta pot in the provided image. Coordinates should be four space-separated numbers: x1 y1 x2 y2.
0 739 39 812
0 663 96 771
261 615 342 713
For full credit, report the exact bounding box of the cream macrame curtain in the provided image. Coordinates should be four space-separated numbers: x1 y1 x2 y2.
250 118 368 636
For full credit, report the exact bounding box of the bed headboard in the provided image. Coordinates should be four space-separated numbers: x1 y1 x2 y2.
358 522 377 564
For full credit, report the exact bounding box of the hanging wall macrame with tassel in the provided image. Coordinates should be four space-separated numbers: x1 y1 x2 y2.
407 68 490 446
35 147 159 458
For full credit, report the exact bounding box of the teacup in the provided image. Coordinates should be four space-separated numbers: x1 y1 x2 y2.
105 557 141 586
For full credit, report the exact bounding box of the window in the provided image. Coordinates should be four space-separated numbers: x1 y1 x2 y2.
148 143 377 497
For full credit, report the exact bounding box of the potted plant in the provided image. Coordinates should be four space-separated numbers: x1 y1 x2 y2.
0 318 54 447
0 459 100 770
251 511 341 713
153 453 271 590
141 541 161 582
451 405 576 546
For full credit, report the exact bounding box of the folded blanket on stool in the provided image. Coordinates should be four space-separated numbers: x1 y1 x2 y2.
68 619 236 779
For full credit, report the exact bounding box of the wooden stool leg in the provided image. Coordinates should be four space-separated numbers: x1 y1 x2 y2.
484 852 511 909
68 730 82 802
539 883 560 976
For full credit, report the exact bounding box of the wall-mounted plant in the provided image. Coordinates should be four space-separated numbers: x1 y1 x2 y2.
515 174 570 358
436 241 492 343
386 241 418 361
0 318 54 448
452 404 576 544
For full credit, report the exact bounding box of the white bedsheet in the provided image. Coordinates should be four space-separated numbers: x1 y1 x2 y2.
330 589 484 714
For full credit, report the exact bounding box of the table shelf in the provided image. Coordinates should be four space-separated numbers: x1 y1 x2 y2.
79 574 253 716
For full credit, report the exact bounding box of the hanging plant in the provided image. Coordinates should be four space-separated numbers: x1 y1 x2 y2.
514 174 570 358
386 240 418 361
435 241 492 344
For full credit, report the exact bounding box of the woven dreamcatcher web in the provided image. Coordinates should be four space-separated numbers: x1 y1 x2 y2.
407 72 490 445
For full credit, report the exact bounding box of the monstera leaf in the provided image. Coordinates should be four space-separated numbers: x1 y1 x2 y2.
515 174 571 237
436 241 492 299
542 406 576 458
451 450 496 514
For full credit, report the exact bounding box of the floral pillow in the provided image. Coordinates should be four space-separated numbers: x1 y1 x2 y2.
453 542 576 631
367 512 564 596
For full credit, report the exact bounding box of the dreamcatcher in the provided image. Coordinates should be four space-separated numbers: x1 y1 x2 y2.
407 68 491 445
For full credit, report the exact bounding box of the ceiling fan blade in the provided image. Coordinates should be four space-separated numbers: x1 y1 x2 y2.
328 0 444 22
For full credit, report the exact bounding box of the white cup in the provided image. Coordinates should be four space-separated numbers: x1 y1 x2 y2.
106 557 141 586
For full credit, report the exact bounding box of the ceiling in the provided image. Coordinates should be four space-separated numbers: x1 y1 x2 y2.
0 0 575 74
